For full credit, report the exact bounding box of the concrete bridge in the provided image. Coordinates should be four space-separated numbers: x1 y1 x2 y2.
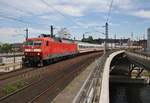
52 50 149 103
69 50 125 103
126 51 150 71
72 50 149 103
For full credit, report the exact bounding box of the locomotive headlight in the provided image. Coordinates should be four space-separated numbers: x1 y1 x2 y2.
25 49 31 52
37 53 40 55
34 49 41 52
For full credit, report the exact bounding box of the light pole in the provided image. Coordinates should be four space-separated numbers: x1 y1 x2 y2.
25 28 28 41
50 25 54 38
102 22 109 54
114 34 116 48
105 22 108 53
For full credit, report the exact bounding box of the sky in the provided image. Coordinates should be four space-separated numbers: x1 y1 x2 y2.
0 0 150 43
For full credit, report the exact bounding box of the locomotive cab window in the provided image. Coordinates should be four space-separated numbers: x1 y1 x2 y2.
24 41 33 46
24 40 42 46
34 40 42 46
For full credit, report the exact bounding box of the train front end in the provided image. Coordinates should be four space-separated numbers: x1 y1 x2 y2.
22 38 43 66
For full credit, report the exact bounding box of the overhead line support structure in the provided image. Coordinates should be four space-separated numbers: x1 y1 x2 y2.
104 22 108 54
25 28 29 41
50 25 54 38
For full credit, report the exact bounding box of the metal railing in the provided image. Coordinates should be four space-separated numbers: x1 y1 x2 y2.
0 62 22 72
73 54 108 103
126 51 150 61
0 52 23 57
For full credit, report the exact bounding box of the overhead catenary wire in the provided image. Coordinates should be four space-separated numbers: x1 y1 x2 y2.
89 0 114 32
103 0 114 53
106 0 114 23
0 0 81 29
0 1 35 16
40 0 85 29
0 0 86 30
0 14 29 25
0 11 45 26
0 1 48 26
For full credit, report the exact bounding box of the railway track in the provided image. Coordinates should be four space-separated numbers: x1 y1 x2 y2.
0 67 33 81
0 51 100 82
0 54 74 82
0 52 102 103
28 55 95 103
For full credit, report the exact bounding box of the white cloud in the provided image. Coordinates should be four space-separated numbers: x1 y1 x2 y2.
0 27 23 36
0 27 24 43
0 0 49 17
40 14 63 21
0 0 150 43
133 10 150 19
68 0 109 13
109 22 121 27
114 0 132 10
40 15 51 20
0 0 135 18
28 27 49 35
0 27 49 43
55 5 85 17
75 19 103 29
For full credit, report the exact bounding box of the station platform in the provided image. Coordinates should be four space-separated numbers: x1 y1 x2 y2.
52 56 102 103
0 62 22 73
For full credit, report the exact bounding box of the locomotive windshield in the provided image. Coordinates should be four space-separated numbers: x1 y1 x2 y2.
24 40 42 46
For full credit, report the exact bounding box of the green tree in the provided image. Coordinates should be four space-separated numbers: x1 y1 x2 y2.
0 45 1 51
0 43 12 53
87 36 93 43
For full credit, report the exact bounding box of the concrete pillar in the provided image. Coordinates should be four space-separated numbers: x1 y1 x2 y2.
147 28 150 51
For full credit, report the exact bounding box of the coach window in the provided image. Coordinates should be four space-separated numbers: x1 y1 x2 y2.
46 41 49 46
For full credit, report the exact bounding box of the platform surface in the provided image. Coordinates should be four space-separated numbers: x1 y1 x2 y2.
52 57 100 103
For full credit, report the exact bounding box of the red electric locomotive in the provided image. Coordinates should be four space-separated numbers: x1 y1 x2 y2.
22 35 78 66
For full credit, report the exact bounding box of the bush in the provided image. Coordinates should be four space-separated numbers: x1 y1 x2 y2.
3 84 18 94
3 80 27 95
0 43 12 53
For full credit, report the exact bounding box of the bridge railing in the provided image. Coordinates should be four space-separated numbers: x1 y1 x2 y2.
0 52 23 65
73 50 125 103
133 51 150 56
73 54 108 103
0 52 23 57
0 62 22 72
126 51 150 60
